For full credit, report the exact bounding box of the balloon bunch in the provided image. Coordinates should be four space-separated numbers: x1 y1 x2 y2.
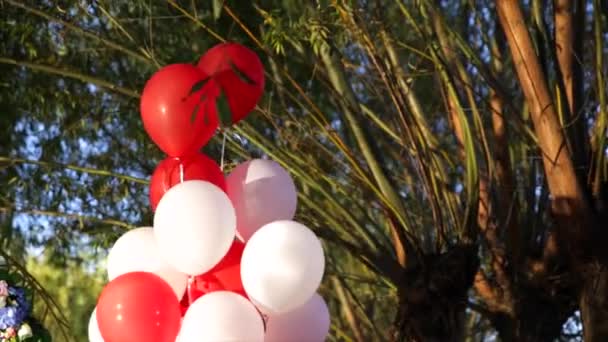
88 43 330 342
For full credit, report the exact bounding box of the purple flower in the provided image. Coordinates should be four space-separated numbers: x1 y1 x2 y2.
0 306 27 330
8 286 26 305
0 284 29 330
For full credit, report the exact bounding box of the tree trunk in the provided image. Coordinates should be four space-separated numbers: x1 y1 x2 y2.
580 263 608 341
493 311 565 341
491 278 577 342
392 245 479 342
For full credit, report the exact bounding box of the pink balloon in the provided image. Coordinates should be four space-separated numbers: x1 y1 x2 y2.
264 293 330 342
226 159 297 241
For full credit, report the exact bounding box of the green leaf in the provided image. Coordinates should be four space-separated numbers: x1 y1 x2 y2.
212 0 224 20
184 77 210 101
188 79 212 124
190 103 201 124
199 95 211 125
215 90 233 128
202 106 211 125
229 61 255 85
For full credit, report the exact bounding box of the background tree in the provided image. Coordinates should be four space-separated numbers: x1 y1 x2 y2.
0 0 606 341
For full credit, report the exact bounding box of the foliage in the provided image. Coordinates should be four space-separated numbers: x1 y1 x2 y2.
25 254 104 341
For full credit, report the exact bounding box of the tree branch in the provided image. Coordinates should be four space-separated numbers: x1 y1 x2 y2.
320 46 411 267
0 57 140 98
0 207 133 230
332 276 366 342
555 0 574 113
0 156 149 184
554 0 588 187
496 1 592 252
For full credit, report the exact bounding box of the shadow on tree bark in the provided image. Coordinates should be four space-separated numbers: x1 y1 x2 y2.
392 244 479 342
491 275 576 341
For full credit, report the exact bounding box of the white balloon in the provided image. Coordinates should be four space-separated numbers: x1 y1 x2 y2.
107 227 188 298
179 291 264 342
241 220 325 314
226 159 297 241
154 180 236 275
265 293 330 342
88 309 104 342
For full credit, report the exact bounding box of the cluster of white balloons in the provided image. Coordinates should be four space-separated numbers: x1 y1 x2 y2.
89 159 330 342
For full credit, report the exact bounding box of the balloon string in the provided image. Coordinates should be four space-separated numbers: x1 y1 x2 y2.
179 162 184 183
220 131 227 171
187 276 194 305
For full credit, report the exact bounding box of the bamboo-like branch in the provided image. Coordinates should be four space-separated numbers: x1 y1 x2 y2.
223 5 264 49
0 57 140 98
332 276 366 342
591 0 607 201
320 47 410 265
333 3 455 258
0 207 134 230
398 1 480 241
430 6 493 176
381 29 461 247
0 156 148 184
496 2 591 235
166 0 225 42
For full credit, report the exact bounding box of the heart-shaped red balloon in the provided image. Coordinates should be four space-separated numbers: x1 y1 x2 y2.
197 43 265 124
96 272 181 342
140 64 219 156
149 153 226 211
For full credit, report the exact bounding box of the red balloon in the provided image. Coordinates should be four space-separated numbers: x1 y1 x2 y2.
140 64 219 156
149 153 226 211
195 239 246 296
198 43 265 124
96 272 181 342
179 239 246 314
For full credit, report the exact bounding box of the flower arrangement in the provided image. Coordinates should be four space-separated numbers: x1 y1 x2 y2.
0 281 33 342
